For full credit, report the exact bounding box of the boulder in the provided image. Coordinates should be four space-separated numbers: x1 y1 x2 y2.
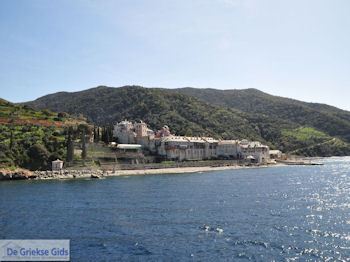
0 169 34 180
91 174 101 179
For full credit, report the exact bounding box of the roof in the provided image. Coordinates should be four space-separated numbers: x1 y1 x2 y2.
160 136 205 143
185 137 206 143
117 144 142 149
161 136 188 142
240 141 268 148
269 150 282 154
218 140 238 145
202 137 219 143
52 159 63 163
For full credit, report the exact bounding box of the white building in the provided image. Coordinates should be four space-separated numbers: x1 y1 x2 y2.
113 120 135 144
52 159 63 171
239 140 269 163
114 120 271 163
269 150 282 159
157 136 220 161
217 140 239 158
113 120 155 150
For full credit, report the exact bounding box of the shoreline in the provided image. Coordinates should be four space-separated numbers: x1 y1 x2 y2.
0 159 323 181
110 163 274 176
0 163 287 181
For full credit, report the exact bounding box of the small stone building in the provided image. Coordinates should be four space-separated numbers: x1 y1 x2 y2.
269 150 282 159
52 159 63 171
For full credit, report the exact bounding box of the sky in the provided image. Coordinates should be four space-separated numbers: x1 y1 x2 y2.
0 0 349 110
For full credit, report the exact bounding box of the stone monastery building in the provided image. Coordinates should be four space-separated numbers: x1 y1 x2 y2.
113 120 270 163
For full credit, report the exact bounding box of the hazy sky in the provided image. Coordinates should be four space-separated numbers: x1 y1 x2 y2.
1 0 349 110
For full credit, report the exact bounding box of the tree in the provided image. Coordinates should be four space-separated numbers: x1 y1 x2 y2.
66 127 74 164
93 126 100 143
81 129 86 166
58 112 69 121
93 126 97 142
101 127 106 143
101 126 114 144
42 109 54 116
9 129 14 150
77 124 90 166
28 144 50 170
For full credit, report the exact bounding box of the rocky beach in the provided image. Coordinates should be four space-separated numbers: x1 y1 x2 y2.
0 163 287 181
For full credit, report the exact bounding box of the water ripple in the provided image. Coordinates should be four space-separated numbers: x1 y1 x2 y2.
0 157 349 260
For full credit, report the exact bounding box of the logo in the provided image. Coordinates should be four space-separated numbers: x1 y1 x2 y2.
0 240 70 261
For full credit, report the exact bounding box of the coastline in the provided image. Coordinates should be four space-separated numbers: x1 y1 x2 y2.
0 163 286 181
0 158 324 181
111 164 273 176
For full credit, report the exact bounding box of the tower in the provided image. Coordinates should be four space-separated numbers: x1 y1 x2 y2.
135 121 147 137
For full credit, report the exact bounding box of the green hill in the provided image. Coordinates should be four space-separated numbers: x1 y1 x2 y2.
23 86 265 141
23 85 350 156
174 87 350 143
0 98 88 170
0 97 85 126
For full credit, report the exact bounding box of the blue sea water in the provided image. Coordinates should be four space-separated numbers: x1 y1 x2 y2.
0 157 349 261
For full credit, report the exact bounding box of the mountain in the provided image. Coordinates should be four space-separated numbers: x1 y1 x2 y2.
23 86 265 141
174 88 350 143
23 85 350 156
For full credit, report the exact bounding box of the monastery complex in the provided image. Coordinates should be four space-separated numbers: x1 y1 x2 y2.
113 120 272 163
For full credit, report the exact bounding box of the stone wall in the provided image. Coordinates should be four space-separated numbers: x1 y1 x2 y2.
0 160 246 180
116 160 242 170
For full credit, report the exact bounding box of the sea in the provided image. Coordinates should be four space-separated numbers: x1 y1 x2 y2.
0 157 349 261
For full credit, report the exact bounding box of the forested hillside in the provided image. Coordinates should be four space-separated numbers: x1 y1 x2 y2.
23 86 350 156
0 98 88 170
23 86 265 141
174 88 350 143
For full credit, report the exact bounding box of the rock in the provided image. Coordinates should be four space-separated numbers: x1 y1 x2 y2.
12 172 26 180
28 174 38 179
0 171 11 180
0 169 34 180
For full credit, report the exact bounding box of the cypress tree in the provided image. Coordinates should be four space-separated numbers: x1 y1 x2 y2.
66 127 74 163
108 126 113 143
93 126 97 143
81 129 86 166
9 129 14 150
101 127 104 143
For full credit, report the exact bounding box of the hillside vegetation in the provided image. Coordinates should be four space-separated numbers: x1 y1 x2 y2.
279 127 349 156
174 88 350 143
23 85 350 157
23 86 265 141
0 98 88 170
